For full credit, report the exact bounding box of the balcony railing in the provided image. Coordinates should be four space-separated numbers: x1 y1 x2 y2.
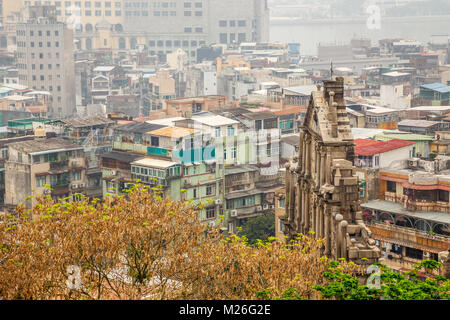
367 222 450 251
51 182 70 190
49 160 69 170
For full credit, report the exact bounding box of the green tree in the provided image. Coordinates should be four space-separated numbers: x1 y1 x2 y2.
238 212 275 245
313 260 450 300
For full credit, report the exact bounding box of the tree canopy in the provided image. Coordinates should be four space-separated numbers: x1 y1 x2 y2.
0 185 448 300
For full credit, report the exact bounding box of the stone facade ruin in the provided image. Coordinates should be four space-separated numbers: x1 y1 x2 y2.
284 78 381 265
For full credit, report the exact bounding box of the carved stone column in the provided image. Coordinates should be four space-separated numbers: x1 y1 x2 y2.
304 189 310 232
320 147 326 186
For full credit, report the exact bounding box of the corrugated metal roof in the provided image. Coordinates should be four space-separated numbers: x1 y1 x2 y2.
354 139 415 156
361 200 450 225
117 122 165 134
421 83 448 90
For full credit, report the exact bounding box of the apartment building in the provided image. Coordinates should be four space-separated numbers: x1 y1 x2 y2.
16 6 76 117
361 158 450 272
5 1 269 62
5 137 86 208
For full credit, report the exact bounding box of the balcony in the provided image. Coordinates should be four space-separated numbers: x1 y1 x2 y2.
367 222 450 253
406 200 450 213
230 205 263 218
49 160 69 171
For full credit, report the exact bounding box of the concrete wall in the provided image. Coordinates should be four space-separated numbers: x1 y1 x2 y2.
379 145 414 168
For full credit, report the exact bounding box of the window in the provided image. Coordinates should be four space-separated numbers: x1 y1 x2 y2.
278 198 285 208
184 11 191 16
438 190 449 202
72 170 82 181
386 181 396 193
215 127 221 137
193 188 197 198
238 20 246 27
36 175 46 187
231 147 236 159
151 136 159 147
206 185 215 196
278 218 284 233
206 207 215 219
219 33 227 44
219 20 227 27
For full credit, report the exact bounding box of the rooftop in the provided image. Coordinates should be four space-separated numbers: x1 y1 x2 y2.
190 114 239 126
131 157 179 169
57 116 114 128
116 122 165 134
354 139 416 156
282 85 317 96
273 106 307 116
374 132 434 141
281 134 300 146
242 110 277 120
93 66 116 72
146 117 185 127
101 150 143 163
421 83 450 93
361 200 450 225
398 119 440 128
147 126 199 138
8 138 82 154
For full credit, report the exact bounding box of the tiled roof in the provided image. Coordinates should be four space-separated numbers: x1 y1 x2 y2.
354 139 416 156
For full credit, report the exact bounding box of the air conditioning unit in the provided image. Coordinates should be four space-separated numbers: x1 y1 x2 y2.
408 158 420 169
72 184 78 189
44 189 51 194
111 170 117 176
230 210 238 217
263 204 269 210
256 205 263 211
208 221 216 227
270 205 275 209
78 183 85 188
214 199 221 205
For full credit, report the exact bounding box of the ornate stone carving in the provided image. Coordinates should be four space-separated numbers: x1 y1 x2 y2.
284 78 380 265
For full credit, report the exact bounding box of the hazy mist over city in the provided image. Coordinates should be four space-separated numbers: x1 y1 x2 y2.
268 0 450 55
1 0 450 305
